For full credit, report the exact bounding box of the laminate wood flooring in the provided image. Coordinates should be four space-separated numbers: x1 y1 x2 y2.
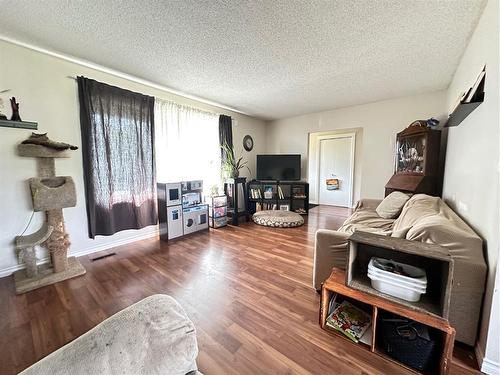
0 206 480 374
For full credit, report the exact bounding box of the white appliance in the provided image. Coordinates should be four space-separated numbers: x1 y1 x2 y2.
183 205 209 235
165 183 182 207
167 206 184 239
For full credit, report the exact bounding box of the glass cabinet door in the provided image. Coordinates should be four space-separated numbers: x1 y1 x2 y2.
396 134 426 174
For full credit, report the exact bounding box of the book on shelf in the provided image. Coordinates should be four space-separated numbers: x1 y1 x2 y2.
250 188 262 199
326 300 371 343
263 186 273 199
464 66 486 103
257 202 278 211
277 186 284 199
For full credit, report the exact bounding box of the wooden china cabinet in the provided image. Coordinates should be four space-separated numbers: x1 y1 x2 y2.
385 121 441 196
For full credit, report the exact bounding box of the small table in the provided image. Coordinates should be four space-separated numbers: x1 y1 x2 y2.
224 177 249 225
320 268 455 375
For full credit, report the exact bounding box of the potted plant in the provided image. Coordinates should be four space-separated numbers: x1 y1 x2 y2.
221 142 250 179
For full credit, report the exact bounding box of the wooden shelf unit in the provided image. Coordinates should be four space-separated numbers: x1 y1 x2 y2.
320 269 455 375
247 180 309 215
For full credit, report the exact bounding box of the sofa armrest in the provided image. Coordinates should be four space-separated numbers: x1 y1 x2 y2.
354 198 383 210
313 229 350 290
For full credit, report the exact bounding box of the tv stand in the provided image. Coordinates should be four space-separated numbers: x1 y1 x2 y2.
247 180 309 215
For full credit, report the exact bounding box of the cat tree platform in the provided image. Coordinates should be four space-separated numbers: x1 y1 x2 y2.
13 257 86 294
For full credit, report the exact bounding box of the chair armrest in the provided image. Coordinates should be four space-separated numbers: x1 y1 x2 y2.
313 229 350 290
354 198 383 210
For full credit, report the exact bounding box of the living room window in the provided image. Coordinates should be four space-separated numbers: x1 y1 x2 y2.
77 76 158 238
154 99 221 190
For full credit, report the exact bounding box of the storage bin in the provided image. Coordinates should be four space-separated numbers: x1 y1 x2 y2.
380 318 437 372
368 272 426 302
211 196 227 208
368 269 426 291
369 258 427 286
368 258 427 302
210 216 227 228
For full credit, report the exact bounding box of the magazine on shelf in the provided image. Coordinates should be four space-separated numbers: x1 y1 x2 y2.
326 300 371 343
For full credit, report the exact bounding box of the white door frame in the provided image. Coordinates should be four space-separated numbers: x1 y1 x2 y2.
316 132 356 208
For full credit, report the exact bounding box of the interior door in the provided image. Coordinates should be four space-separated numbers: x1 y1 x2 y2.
318 136 353 207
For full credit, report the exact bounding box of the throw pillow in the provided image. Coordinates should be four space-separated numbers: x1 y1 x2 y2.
376 191 411 219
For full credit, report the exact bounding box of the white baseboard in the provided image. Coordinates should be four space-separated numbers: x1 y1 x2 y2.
0 229 159 278
482 358 500 375
70 229 159 259
476 342 500 375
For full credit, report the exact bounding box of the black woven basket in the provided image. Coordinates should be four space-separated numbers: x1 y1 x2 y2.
380 319 437 371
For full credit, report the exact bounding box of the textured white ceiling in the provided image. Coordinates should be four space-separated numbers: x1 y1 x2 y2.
0 0 485 120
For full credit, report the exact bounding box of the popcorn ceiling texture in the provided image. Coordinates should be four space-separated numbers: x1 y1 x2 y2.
0 0 486 120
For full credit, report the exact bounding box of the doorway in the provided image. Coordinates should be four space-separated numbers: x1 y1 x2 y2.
317 134 355 207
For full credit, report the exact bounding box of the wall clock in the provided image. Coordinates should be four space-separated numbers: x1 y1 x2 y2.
243 135 253 151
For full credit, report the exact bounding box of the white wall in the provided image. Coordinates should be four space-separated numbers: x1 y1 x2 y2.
0 40 266 276
441 0 499 371
266 91 447 202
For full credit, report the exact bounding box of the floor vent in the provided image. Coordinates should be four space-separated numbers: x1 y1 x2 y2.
90 252 116 261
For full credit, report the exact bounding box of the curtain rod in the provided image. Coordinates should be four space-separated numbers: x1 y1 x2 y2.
66 76 233 119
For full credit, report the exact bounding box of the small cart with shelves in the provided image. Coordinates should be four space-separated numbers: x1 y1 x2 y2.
209 195 228 228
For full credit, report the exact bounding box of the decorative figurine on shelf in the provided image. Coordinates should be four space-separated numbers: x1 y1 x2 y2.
426 118 440 129
10 96 22 121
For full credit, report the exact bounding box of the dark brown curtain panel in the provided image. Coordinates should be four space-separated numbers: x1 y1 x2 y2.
219 114 234 163
77 76 157 238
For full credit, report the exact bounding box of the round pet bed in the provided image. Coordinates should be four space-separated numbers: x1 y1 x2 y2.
252 210 304 228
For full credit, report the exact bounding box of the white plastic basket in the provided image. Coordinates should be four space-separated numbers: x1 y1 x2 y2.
367 258 427 302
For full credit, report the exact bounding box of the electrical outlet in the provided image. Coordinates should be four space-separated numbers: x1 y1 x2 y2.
458 201 468 213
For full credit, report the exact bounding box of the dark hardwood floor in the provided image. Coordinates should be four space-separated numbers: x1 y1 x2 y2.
0 206 480 374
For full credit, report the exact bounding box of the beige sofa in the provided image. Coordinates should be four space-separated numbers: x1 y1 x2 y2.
20 294 201 375
313 194 486 345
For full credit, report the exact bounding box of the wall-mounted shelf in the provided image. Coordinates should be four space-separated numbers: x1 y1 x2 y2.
444 100 483 128
0 119 38 130
445 69 485 128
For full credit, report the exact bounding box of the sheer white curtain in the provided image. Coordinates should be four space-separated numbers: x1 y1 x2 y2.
154 99 221 190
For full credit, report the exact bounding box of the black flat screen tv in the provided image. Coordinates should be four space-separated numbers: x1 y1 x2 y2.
256 154 301 181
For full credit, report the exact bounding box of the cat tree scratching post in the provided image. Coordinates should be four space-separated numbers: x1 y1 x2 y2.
14 138 86 294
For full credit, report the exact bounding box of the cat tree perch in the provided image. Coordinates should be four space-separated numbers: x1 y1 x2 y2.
14 133 85 294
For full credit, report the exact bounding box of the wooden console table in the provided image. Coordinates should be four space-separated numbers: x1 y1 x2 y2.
320 268 455 374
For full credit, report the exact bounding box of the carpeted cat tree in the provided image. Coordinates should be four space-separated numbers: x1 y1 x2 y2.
14 133 86 294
